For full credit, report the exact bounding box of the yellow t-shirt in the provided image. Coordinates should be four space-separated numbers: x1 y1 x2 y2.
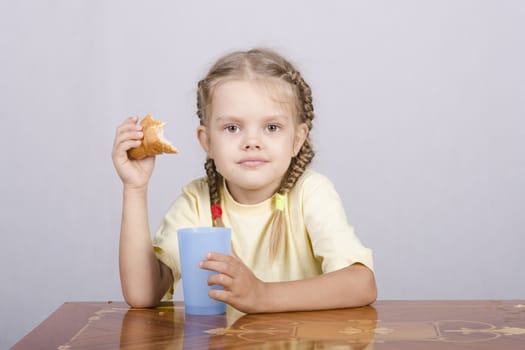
153 169 374 299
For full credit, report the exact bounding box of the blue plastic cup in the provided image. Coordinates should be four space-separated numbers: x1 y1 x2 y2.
177 227 231 315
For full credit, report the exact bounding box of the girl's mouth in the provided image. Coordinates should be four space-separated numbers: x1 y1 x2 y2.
238 159 267 168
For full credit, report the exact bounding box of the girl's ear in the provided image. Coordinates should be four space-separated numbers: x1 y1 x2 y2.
197 125 213 158
293 123 308 156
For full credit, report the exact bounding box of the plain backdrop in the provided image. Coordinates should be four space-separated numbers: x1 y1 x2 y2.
1 1 524 348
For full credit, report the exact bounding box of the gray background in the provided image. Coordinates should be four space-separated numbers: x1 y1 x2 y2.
1 0 524 348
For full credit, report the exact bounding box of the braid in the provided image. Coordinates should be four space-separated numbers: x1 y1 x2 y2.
204 158 224 227
269 70 315 258
280 69 315 192
199 80 224 227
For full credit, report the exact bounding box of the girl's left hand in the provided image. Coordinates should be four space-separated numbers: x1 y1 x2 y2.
200 252 268 313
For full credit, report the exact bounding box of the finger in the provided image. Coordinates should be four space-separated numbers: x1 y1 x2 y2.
117 130 143 144
123 115 139 126
207 251 244 266
113 129 144 150
115 117 142 139
116 140 142 154
208 288 231 303
205 252 235 262
112 141 137 165
120 129 144 143
204 260 246 281
200 260 231 274
116 123 143 141
117 116 139 132
207 273 233 289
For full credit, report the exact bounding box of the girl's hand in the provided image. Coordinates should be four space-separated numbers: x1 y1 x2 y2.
201 252 268 313
112 116 155 190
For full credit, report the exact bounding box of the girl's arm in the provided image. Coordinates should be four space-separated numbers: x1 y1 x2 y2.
263 262 376 312
119 187 173 308
112 117 173 307
203 253 376 313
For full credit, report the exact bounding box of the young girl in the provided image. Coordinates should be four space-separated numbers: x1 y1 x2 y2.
112 48 376 313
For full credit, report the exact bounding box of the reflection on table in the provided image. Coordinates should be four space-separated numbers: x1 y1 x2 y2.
119 303 377 349
13 300 525 349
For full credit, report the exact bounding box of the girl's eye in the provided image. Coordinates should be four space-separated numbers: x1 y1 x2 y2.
225 125 240 133
266 124 280 133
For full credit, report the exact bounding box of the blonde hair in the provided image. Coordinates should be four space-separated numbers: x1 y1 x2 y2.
196 48 315 258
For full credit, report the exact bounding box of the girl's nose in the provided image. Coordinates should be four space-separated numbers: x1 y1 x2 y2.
243 139 261 150
243 131 262 150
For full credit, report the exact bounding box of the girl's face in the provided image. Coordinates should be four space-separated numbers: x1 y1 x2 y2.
197 79 308 204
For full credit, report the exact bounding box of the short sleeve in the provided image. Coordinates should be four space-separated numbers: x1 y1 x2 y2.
152 178 212 299
301 173 374 273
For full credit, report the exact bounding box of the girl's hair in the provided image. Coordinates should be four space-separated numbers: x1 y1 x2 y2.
196 48 315 258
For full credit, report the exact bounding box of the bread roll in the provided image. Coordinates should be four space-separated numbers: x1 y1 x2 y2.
127 115 179 160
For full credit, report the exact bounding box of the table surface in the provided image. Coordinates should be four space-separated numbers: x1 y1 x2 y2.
12 300 525 349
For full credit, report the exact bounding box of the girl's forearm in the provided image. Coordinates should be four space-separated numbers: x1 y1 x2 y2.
119 187 169 307
263 263 377 313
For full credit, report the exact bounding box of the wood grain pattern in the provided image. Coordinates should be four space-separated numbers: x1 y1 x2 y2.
12 301 525 349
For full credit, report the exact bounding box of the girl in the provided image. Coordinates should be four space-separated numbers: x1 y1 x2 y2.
112 48 377 313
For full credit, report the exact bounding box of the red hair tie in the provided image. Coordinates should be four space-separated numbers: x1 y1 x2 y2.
211 204 222 220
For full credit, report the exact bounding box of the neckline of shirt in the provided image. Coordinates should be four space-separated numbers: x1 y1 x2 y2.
221 179 273 215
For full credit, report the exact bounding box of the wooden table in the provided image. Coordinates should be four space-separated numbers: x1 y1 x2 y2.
13 300 525 349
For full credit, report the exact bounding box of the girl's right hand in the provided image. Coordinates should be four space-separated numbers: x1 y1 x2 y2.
112 116 155 190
